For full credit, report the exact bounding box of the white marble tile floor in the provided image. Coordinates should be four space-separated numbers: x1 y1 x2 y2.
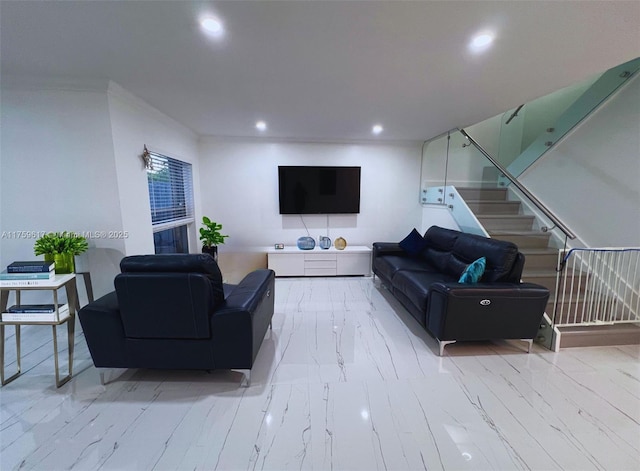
1 277 639 470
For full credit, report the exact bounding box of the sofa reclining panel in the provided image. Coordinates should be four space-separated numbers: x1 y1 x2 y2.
427 282 550 341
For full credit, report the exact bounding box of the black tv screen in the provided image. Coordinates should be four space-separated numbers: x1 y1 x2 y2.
278 166 361 214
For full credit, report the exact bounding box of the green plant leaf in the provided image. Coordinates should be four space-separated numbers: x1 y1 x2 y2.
199 217 228 247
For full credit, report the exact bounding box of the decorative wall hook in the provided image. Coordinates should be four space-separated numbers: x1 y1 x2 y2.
140 145 152 170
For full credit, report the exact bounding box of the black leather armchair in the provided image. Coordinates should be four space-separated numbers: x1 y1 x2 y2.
78 254 275 386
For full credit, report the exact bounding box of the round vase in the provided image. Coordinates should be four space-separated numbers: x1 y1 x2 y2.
296 236 316 250
45 253 75 274
334 237 347 250
319 236 332 250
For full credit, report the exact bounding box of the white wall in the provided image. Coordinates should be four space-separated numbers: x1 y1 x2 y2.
1 80 203 298
107 82 201 255
520 73 640 247
198 139 423 250
0 84 125 299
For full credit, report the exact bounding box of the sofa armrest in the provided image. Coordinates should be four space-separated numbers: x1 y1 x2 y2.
372 242 405 258
426 282 550 342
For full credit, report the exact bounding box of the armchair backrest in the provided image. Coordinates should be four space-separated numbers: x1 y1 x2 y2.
114 254 225 339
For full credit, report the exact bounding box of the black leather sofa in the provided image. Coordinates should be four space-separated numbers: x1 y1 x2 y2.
373 226 549 355
78 254 275 386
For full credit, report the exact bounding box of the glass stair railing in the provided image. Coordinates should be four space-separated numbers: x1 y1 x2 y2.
492 57 640 185
420 56 640 243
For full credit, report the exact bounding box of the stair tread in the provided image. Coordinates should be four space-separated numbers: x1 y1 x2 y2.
489 230 551 236
465 200 518 204
477 214 535 220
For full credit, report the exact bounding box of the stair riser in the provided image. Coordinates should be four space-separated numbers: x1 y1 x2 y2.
547 301 595 323
479 217 535 231
522 253 559 270
457 188 508 201
558 326 640 348
523 274 589 294
491 233 551 248
467 201 521 214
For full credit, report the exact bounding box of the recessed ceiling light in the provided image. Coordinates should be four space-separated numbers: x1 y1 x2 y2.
256 121 267 132
469 32 494 53
200 16 225 38
372 124 383 135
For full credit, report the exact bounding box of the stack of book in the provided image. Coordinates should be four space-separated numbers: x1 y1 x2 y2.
0 260 55 287
2 303 70 322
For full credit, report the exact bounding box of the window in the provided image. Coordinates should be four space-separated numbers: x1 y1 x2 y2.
146 152 194 254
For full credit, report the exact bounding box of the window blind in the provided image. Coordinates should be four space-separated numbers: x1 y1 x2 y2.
147 152 194 232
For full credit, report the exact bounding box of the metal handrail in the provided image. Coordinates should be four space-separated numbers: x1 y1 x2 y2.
458 128 576 240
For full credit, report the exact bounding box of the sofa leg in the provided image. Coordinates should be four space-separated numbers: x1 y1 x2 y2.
520 338 533 353
439 340 456 356
239 369 251 388
99 369 109 385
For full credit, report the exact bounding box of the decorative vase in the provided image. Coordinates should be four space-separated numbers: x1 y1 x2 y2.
334 237 347 250
202 245 218 261
297 236 316 250
319 236 332 250
45 253 75 274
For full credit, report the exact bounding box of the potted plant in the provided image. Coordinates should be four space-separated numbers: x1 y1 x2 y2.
199 216 228 261
34 231 89 274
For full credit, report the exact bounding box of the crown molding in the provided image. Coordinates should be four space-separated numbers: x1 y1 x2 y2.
1 74 110 92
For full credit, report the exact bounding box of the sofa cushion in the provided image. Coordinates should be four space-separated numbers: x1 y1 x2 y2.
399 228 428 256
375 255 436 282
458 257 486 284
393 270 457 314
452 233 519 282
421 226 460 273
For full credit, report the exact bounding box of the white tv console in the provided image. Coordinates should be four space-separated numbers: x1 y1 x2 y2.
266 246 372 277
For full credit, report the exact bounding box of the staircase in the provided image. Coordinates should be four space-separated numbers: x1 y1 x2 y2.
457 186 640 349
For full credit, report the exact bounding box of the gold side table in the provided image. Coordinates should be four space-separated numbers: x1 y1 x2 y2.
0 274 78 388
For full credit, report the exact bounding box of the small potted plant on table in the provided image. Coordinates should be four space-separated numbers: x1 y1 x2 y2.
34 231 89 274
199 217 228 261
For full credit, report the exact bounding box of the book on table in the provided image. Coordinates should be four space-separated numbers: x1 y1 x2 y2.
7 261 55 273
0 277 59 287
7 304 59 313
2 304 70 322
0 270 55 280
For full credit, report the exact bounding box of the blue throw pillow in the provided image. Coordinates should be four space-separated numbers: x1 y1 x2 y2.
399 228 428 256
459 257 486 284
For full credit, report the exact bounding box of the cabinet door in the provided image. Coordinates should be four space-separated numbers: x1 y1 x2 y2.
268 253 304 276
337 253 371 276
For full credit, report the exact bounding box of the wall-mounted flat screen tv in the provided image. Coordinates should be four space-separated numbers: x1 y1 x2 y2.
278 166 361 214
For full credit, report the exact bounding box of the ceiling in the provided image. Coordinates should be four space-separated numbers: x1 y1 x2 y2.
2 1 639 143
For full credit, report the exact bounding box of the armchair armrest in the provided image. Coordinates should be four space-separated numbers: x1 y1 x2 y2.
372 242 405 258
77 291 128 367
210 269 276 368
427 282 550 342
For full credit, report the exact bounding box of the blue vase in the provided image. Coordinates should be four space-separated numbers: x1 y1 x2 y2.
297 236 316 250
319 236 331 249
